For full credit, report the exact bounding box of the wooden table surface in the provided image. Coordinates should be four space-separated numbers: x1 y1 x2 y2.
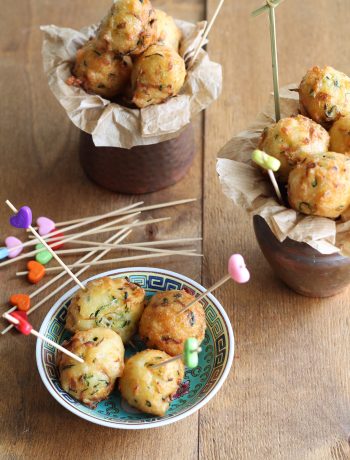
1 0 350 459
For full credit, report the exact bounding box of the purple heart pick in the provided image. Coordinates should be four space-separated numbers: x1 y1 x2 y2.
9 206 32 229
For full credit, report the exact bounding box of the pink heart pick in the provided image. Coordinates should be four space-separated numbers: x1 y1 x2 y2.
37 217 55 236
228 254 250 284
5 236 24 258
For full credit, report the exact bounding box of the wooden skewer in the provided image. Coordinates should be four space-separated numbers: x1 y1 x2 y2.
4 237 201 261
252 0 283 121
16 250 203 276
6 200 86 291
5 211 141 256
188 0 225 69
267 1 281 122
128 339 137 350
251 0 284 18
55 245 199 256
177 254 250 315
0 212 140 268
150 347 202 369
177 274 231 315
44 198 197 228
0 211 141 269
267 169 283 203
5 243 198 262
28 201 143 241
0 212 170 267
3 313 83 363
26 217 170 244
54 237 203 250
150 355 183 368
29 217 171 244
29 216 143 244
1 227 133 335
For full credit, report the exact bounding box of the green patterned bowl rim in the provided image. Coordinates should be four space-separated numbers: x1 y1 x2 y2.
36 267 234 429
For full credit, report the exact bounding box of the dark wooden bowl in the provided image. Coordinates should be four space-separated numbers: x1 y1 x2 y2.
253 215 350 298
79 124 195 194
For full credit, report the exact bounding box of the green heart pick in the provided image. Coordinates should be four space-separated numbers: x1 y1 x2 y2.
35 243 53 265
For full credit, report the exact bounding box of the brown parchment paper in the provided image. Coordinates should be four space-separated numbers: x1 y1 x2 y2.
217 85 350 257
41 20 222 149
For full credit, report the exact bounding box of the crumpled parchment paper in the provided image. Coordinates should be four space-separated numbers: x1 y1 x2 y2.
217 85 350 257
41 19 222 149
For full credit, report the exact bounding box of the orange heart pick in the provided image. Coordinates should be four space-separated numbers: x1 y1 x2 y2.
27 260 45 284
10 294 31 312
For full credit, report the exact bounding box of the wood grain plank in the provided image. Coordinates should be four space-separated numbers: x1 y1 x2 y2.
200 0 350 459
0 1 204 458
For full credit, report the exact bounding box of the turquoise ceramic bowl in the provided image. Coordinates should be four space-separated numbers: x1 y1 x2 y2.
36 267 234 429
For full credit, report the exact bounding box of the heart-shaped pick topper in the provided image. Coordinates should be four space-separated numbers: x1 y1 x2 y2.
5 236 23 258
252 149 281 172
10 311 32 335
35 243 53 265
0 247 9 260
183 338 200 369
48 230 65 250
10 294 31 312
27 260 45 284
37 217 55 236
10 206 32 229
228 254 250 284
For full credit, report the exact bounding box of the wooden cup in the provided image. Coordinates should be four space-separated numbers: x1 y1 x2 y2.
79 124 195 194
253 215 350 298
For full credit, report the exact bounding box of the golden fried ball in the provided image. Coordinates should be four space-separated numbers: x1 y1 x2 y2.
119 349 184 416
299 66 350 126
57 328 124 408
155 9 182 51
139 290 206 356
258 115 330 182
288 152 350 218
131 44 186 108
329 115 350 154
66 277 145 343
97 0 157 56
71 39 132 98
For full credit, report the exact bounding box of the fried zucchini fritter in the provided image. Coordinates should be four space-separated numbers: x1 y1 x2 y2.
155 9 182 51
288 152 350 218
65 276 145 343
70 39 132 98
97 0 157 56
57 327 124 408
131 44 186 108
258 115 330 182
299 66 350 126
139 289 206 356
329 115 350 154
119 349 184 416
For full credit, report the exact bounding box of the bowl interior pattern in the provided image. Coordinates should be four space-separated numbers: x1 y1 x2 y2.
37 268 234 429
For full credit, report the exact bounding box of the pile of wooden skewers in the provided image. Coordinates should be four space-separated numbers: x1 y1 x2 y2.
0 198 202 336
